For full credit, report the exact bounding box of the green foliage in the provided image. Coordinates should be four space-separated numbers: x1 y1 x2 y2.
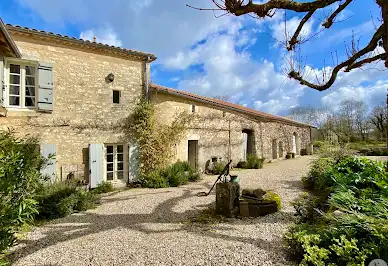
163 161 189 187
302 158 334 190
131 100 191 178
213 161 226 175
140 161 200 188
141 169 169 188
93 181 114 194
246 154 264 169
0 131 47 261
189 172 201 182
236 155 265 169
263 191 281 211
286 155 388 265
313 141 327 148
36 181 100 220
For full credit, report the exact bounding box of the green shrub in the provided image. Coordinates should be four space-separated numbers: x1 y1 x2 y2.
189 172 201 182
93 181 114 194
140 169 169 188
0 131 48 261
287 155 388 264
302 158 334 190
163 161 190 187
36 182 100 219
263 191 281 211
140 161 200 188
236 161 247 168
285 153 292 159
75 190 100 211
213 161 226 175
246 155 264 169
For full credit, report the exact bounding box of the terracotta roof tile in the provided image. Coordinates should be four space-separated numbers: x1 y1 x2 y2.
151 84 312 128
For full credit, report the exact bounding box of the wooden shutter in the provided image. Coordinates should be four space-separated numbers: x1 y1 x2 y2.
40 143 57 183
242 133 248 161
89 143 103 188
37 62 54 112
128 143 139 182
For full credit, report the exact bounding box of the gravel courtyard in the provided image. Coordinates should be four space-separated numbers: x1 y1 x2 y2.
10 156 314 266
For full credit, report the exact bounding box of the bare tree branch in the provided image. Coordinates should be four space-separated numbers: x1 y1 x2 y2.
346 53 387 72
287 10 315 51
289 24 385 91
322 0 354 28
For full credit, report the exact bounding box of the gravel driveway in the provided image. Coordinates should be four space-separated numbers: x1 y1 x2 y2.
9 156 313 266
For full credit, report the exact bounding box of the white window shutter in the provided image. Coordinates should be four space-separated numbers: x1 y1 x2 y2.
40 143 57 183
128 143 140 182
37 62 54 112
89 143 104 188
242 133 248 161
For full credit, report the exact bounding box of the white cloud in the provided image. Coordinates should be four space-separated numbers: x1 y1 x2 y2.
18 0 246 59
321 81 388 110
79 27 122 47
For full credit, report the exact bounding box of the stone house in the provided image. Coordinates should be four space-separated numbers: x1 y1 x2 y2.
0 20 313 187
0 20 156 187
151 84 313 172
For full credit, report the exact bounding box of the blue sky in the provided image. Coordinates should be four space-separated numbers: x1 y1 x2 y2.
1 0 386 115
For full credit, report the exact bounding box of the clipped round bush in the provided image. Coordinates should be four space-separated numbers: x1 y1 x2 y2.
263 191 281 211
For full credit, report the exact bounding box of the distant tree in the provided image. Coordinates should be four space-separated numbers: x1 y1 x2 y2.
288 105 328 128
189 0 387 91
370 103 387 140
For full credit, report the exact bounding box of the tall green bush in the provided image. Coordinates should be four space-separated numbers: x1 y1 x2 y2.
0 131 48 262
286 156 388 265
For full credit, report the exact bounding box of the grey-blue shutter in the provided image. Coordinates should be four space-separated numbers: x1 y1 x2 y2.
37 62 54 112
128 143 139 182
40 143 57 183
89 143 103 188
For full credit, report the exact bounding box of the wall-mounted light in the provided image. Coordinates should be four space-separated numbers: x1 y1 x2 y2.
106 73 115 83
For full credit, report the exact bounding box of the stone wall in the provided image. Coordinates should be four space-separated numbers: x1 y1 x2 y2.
0 34 146 182
151 91 312 171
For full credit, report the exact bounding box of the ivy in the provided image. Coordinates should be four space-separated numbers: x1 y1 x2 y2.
131 100 191 177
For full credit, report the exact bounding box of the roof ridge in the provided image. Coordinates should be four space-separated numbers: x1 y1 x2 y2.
5 23 157 62
150 84 313 128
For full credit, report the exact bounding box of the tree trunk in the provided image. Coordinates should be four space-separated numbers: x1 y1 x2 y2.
377 0 388 67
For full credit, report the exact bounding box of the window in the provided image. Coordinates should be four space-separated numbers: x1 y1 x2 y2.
223 111 226 117
106 144 125 181
7 63 36 108
113 90 120 104
191 104 196 113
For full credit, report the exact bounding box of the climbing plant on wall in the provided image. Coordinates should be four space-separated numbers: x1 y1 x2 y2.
131 100 192 177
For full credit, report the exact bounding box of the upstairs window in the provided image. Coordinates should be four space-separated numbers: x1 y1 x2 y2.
8 63 36 108
113 90 120 104
190 104 196 113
